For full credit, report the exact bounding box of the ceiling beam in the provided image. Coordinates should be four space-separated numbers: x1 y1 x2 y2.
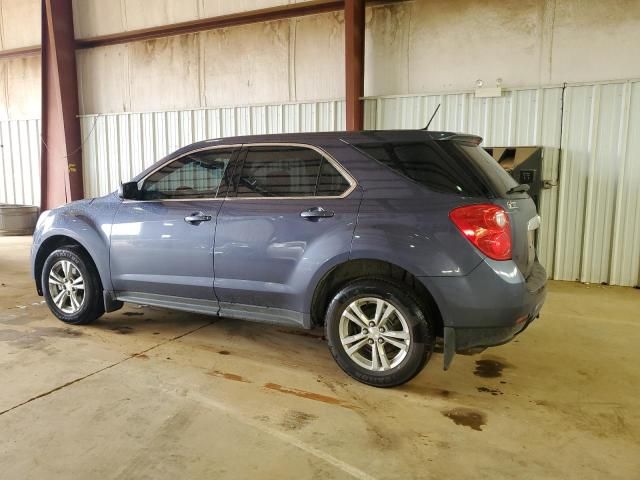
75 0 345 49
0 46 41 60
75 0 406 50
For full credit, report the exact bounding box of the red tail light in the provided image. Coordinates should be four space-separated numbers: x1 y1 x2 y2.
449 204 512 260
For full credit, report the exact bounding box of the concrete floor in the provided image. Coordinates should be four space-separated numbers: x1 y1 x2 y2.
0 236 638 480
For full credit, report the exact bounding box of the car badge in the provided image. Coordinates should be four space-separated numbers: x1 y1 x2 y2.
507 200 519 210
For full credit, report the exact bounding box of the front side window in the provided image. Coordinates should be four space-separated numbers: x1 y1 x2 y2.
140 149 234 200
235 146 350 198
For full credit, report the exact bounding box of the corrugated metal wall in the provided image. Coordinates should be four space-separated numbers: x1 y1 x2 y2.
0 119 41 207
3 82 638 286
554 82 640 287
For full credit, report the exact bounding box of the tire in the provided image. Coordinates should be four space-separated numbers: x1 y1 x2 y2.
42 247 104 325
325 278 435 387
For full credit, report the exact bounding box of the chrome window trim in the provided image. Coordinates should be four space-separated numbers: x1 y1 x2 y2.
123 144 242 203
225 142 357 201
123 142 358 203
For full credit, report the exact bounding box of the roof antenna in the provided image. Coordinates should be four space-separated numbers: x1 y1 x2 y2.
422 103 441 130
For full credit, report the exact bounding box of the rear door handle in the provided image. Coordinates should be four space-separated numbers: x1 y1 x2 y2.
184 212 212 224
300 207 335 219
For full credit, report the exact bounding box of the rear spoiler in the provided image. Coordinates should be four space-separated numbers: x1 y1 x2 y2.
437 134 483 146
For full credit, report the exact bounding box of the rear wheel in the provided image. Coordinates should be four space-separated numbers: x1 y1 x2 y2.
325 279 435 387
42 248 104 325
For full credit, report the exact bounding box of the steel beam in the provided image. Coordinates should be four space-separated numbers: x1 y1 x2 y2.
0 46 41 60
345 0 365 131
76 0 345 49
41 0 83 209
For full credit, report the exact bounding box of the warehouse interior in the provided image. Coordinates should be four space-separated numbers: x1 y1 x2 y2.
1 0 639 478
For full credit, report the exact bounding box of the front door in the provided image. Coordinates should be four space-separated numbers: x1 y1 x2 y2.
213 144 361 323
110 146 237 309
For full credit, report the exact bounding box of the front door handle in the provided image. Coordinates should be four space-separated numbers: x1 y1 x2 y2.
300 207 335 219
184 212 212 224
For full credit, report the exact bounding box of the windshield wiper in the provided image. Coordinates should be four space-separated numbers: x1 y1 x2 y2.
506 184 530 194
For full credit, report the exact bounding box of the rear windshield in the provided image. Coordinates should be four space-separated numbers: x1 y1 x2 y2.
355 140 518 197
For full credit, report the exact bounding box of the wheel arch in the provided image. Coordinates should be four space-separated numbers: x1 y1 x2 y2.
309 258 444 336
34 234 105 295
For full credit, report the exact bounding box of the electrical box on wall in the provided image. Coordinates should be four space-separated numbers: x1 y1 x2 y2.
483 146 549 210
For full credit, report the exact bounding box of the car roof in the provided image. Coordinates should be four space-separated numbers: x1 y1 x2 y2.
132 129 483 182
186 129 478 149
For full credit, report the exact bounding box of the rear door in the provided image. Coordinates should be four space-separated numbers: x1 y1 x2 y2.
213 143 361 319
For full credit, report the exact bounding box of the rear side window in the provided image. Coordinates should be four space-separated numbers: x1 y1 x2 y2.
234 146 350 198
356 141 489 196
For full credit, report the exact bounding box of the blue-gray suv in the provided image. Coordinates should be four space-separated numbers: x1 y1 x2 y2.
31 130 546 387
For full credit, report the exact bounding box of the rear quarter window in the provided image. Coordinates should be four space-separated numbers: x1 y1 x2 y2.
355 141 490 197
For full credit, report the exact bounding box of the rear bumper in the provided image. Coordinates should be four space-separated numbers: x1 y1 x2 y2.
419 258 547 369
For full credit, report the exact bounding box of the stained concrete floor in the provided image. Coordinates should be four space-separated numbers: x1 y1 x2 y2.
0 236 639 480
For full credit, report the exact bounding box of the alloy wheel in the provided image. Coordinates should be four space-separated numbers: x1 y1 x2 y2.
338 297 410 371
48 260 85 314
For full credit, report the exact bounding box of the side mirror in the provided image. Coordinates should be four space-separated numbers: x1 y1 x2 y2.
118 181 140 200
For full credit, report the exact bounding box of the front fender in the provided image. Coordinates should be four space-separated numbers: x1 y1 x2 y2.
32 197 119 292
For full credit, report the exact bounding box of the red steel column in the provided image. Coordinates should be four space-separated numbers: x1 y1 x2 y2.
345 0 365 131
41 0 83 209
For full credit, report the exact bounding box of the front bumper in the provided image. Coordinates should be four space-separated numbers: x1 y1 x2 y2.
419 258 547 369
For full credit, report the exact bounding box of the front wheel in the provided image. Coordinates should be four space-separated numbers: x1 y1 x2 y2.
42 247 104 325
325 279 435 387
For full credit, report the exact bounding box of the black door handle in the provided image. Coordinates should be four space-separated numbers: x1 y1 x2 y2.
184 212 212 224
300 207 335 219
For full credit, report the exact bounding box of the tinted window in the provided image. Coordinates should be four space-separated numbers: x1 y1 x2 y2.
316 158 350 196
140 149 233 200
445 143 519 196
356 141 489 196
235 146 350 198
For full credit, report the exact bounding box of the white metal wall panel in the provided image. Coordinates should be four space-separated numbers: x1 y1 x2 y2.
365 89 564 146
553 81 640 286
610 83 640 287
0 119 40 206
580 84 626 284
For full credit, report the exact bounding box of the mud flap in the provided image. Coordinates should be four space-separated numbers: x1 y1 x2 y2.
443 326 456 370
103 290 124 313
